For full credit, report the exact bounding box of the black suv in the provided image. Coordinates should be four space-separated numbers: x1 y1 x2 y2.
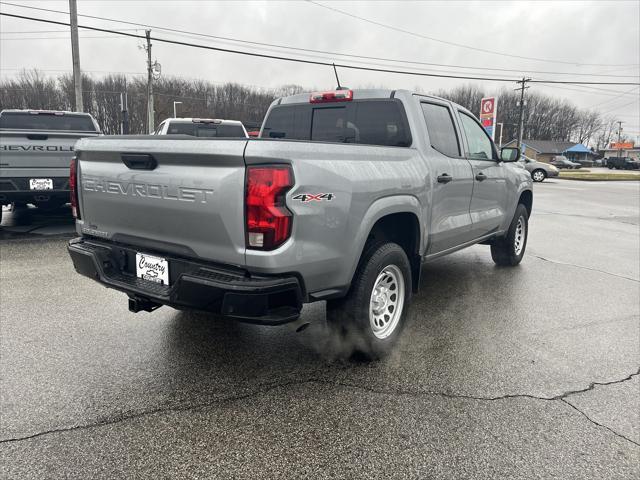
606 157 640 170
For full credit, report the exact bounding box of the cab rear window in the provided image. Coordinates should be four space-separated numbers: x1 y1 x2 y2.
261 99 412 147
0 112 96 131
167 122 246 138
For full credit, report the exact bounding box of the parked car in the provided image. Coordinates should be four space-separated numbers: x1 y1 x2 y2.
0 109 101 221
67 89 532 359
550 155 581 169
572 158 594 168
520 155 559 182
154 118 248 138
606 156 640 170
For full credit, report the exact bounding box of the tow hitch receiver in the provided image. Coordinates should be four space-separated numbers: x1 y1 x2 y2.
128 296 161 313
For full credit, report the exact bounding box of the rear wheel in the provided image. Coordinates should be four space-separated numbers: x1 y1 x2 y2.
531 169 546 182
326 242 412 360
491 204 529 266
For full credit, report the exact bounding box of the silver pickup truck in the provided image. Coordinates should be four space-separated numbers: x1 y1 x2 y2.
68 89 532 358
0 109 101 221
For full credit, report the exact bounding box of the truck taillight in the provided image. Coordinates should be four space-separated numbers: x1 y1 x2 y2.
70 157 80 219
309 89 353 103
245 166 293 250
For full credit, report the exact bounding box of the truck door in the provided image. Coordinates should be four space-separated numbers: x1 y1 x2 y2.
420 101 475 254
457 110 509 239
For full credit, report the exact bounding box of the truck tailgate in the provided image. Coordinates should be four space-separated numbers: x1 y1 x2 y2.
76 137 248 266
0 131 97 177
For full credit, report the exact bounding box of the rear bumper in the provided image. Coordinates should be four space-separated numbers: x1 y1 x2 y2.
67 237 304 324
0 176 69 204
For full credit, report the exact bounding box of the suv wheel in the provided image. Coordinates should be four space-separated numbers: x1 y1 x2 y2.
490 204 529 266
326 242 412 360
531 169 546 182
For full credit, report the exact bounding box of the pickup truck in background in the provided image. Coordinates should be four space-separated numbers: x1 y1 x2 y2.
606 156 640 170
153 117 248 138
67 89 532 359
0 109 101 221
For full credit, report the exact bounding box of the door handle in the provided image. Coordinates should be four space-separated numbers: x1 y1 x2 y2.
437 173 452 184
122 153 157 170
475 172 487 181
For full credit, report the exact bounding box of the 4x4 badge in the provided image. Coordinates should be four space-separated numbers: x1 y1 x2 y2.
292 193 334 202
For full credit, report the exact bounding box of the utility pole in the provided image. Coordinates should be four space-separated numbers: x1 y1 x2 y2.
616 120 624 158
145 29 154 134
69 0 83 112
515 77 530 151
120 91 129 135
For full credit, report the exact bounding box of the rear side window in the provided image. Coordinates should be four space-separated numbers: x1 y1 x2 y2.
262 100 411 147
421 103 460 157
166 122 246 137
0 112 96 131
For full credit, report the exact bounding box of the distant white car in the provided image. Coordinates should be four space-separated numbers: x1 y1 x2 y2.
154 118 248 138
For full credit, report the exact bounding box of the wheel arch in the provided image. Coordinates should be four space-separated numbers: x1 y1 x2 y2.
348 196 424 293
518 189 533 217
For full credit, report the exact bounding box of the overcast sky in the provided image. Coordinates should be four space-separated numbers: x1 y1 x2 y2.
1 0 638 137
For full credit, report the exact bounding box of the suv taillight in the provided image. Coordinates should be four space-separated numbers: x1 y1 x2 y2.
245 165 293 250
70 157 80 219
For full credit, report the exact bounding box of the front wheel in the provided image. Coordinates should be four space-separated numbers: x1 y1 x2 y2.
491 204 529 266
326 242 412 360
531 169 546 182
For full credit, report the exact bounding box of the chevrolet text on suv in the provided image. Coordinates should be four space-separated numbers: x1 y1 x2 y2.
0 109 100 220
67 89 532 359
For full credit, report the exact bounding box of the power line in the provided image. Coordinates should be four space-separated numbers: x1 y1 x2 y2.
599 99 640 115
2 11 639 86
1 1 638 79
306 0 639 68
589 87 640 109
537 83 640 98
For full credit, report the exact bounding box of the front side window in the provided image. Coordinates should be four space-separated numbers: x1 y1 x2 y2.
421 102 460 157
459 112 495 161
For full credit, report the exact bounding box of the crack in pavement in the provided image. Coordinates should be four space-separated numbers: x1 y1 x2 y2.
2 368 638 448
529 254 640 283
560 398 640 447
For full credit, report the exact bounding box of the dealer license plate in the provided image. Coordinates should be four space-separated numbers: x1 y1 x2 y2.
135 253 170 286
29 178 53 190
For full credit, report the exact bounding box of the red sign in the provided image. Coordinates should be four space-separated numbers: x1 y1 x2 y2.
479 97 497 141
481 98 495 115
611 142 634 149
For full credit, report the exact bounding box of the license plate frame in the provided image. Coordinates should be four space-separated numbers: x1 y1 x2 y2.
135 252 170 286
29 178 53 190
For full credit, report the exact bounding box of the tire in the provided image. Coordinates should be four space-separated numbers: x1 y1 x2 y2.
490 204 529 267
608 164 614 169
531 169 546 182
326 242 412 360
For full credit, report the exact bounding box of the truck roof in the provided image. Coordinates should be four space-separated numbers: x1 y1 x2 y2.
0 109 93 117
275 88 453 105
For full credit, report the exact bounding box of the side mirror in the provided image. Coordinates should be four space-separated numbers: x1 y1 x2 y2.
500 147 520 162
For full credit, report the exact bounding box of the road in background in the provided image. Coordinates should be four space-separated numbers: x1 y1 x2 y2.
1 180 638 479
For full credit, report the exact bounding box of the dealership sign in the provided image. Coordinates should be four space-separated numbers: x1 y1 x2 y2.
480 97 497 140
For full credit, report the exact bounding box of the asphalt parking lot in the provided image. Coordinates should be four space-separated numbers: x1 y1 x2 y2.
1 179 638 479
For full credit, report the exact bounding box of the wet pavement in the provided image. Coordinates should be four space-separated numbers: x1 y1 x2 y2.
1 180 638 479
